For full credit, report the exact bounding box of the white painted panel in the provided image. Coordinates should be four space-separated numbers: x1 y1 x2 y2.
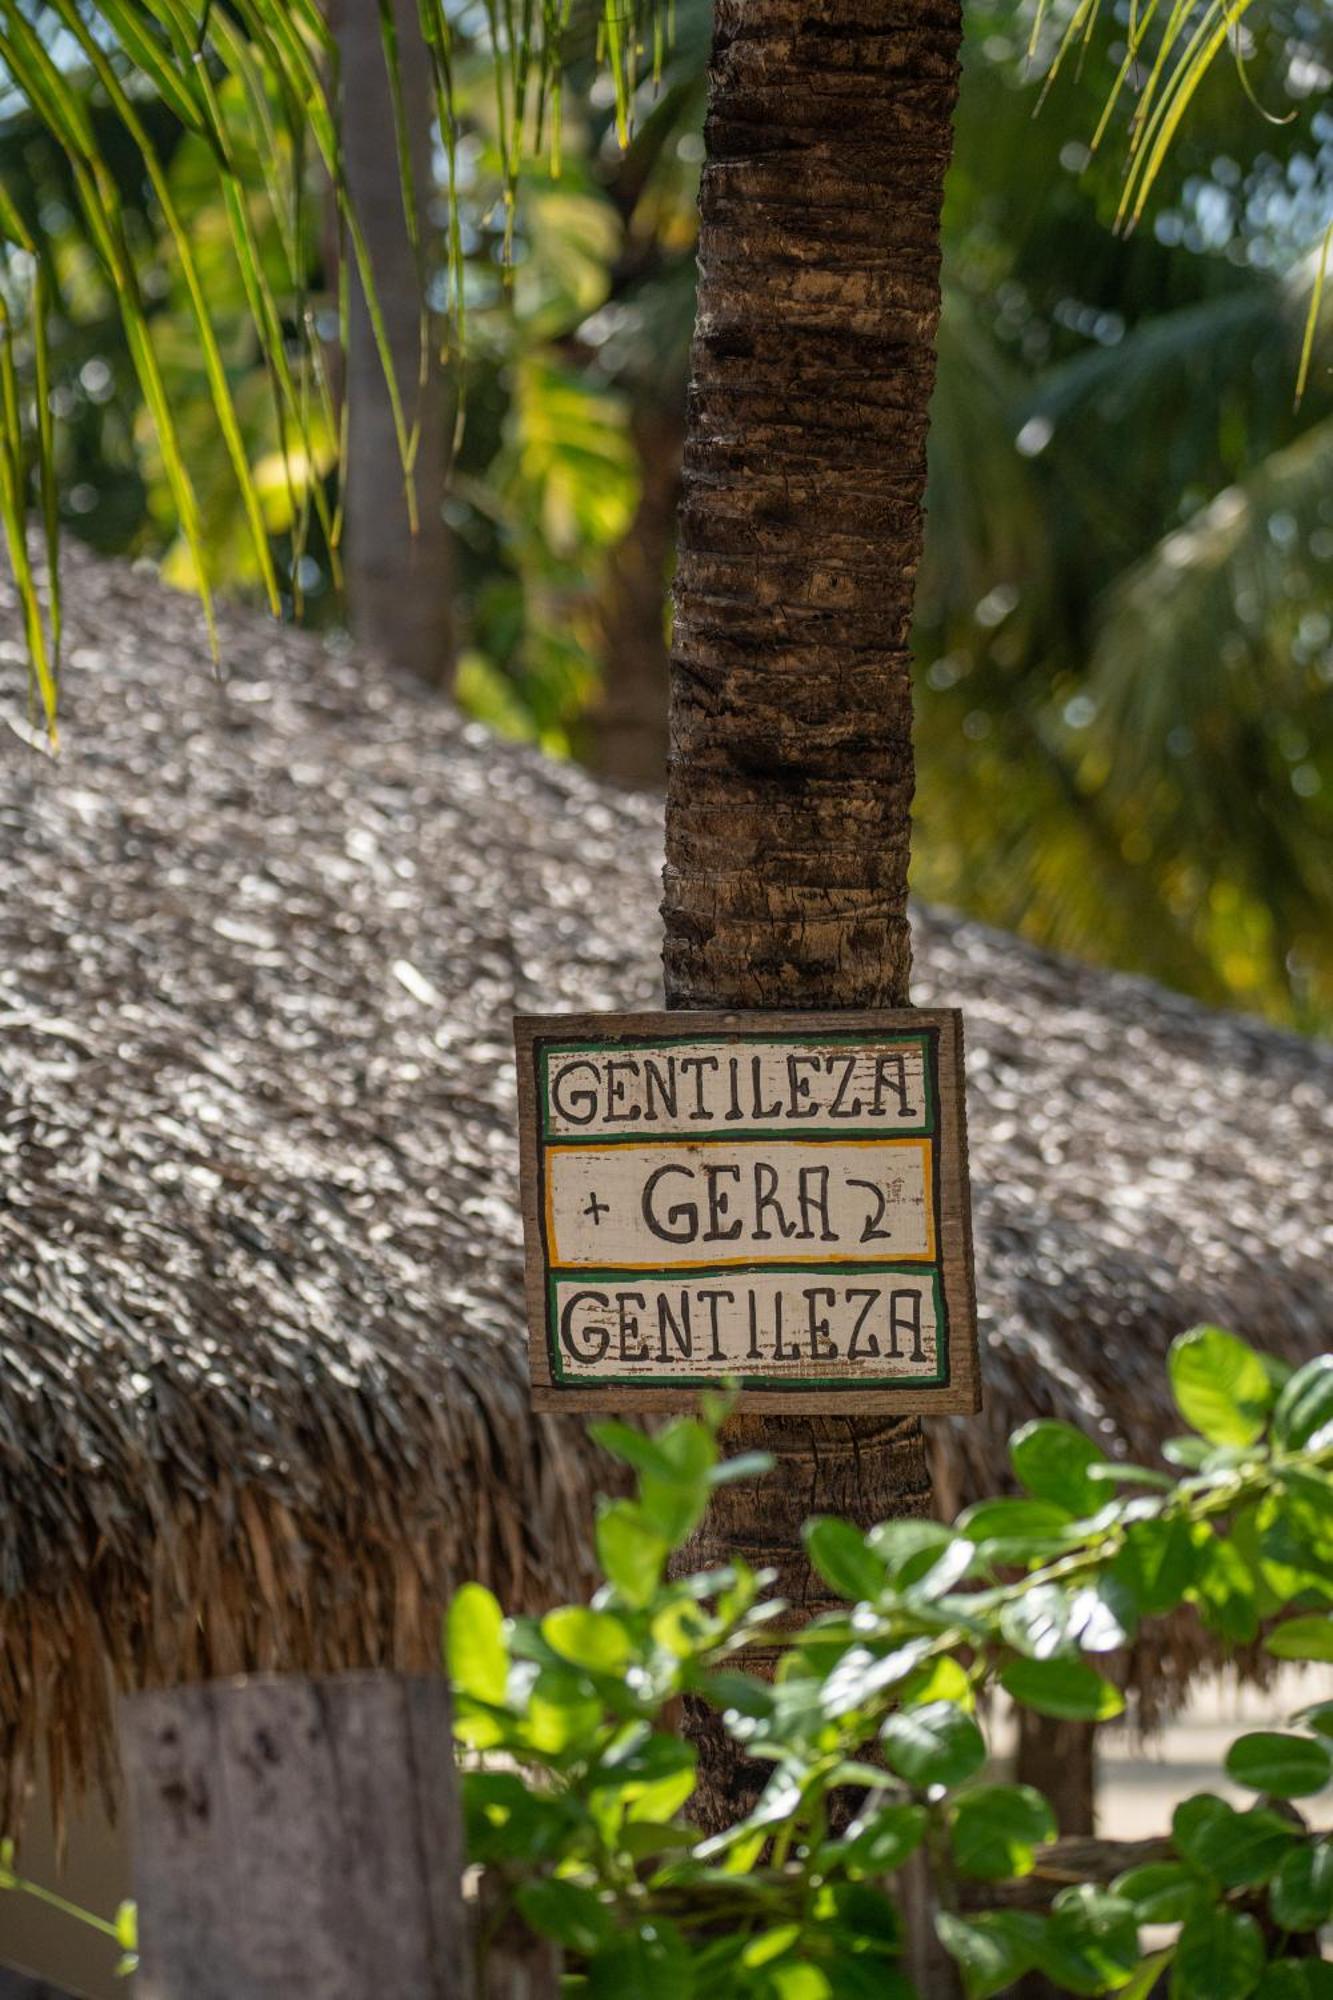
550 1270 940 1383
543 1038 929 1139
546 1137 933 1268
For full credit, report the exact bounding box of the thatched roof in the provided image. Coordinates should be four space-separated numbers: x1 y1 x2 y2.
2 547 1331 1822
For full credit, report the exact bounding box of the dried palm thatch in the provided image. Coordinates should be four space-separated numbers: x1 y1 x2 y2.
1 547 1331 1826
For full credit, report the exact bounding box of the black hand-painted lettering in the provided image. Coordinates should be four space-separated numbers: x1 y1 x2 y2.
847 1176 895 1243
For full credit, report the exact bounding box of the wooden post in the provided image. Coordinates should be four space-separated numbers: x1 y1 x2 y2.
122 1674 471 2000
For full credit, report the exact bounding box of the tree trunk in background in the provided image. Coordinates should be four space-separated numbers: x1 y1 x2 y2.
663 0 963 1833
335 0 455 688
1015 1710 1097 1837
583 408 682 791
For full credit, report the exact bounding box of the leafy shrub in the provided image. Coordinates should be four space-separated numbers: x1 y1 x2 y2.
450 1329 1333 1997
6 1328 1332 1995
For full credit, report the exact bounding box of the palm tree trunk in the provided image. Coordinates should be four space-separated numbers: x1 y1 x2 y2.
663 0 964 1835
335 0 455 688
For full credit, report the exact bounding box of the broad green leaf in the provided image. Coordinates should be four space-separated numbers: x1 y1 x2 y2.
1297 1701 1333 1739
619 1821 696 1861
907 1538 977 1602
1225 1731 1333 1800
1274 1358 1333 1454
446 1583 508 1703
593 1732 697 1822
525 1668 604 1755
1001 1583 1074 1660
1255 1962 1333 1999
936 1911 1044 2000
1189 1532 1261 1644
1010 1420 1107 1514
803 1518 888 1603
1248 1498 1333 1607
880 1699 987 1790
589 1421 678 1480
741 1925 801 1967
958 1497 1075 1546
1037 1885 1140 1996
1067 1579 1137 1653
1114 1861 1203 1923
819 1878 901 1950
1112 1514 1199 1616
541 1606 634 1674
654 1419 718 1482
837 1802 929 1877
515 1879 615 1954
1267 1616 1333 1662
1169 1326 1272 1447
1172 1795 1302 1888
596 1501 668 1609
591 1420 715 1545
1171 1905 1264 2000
900 1655 975 1711
1268 1840 1333 1932
999 1658 1125 1722
867 1519 955 1581
819 1639 934 1719
709 1450 775 1488
1121 1951 1177 2000
587 1918 691 1999
770 1966 832 2000
949 1784 1056 1880
460 1772 587 1866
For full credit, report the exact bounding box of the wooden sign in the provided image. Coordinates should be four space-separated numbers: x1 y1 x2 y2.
514 1010 979 1414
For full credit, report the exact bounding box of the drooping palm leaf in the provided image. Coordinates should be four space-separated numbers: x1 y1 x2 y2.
0 0 1325 736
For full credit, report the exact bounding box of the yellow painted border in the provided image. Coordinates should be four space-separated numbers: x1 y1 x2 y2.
544 1135 937 1271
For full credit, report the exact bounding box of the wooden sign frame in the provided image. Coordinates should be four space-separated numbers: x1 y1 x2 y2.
514 1009 980 1415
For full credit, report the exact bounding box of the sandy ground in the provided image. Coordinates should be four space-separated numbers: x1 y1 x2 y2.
1097 1666 1333 1840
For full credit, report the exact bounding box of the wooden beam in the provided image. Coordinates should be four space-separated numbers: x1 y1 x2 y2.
122 1674 471 1999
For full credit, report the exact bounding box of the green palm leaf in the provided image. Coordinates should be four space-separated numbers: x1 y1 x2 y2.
0 0 1320 734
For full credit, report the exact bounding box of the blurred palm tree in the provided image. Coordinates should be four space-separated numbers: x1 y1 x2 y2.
910 4 1333 1028
0 0 1331 1034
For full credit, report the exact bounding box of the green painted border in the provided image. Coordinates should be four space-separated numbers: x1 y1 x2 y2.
538 1028 937 1146
545 1262 949 1392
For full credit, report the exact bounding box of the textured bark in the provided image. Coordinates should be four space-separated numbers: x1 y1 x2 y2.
1015 1710 1098 1838
583 408 682 791
663 0 964 1832
663 0 962 1010
337 0 455 688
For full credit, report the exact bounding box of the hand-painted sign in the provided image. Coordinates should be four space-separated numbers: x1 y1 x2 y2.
514 1010 979 1414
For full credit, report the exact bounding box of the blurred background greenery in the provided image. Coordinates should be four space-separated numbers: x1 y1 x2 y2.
4 0 1333 1028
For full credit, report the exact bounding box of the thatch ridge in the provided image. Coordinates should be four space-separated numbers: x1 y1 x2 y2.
1 546 1330 1822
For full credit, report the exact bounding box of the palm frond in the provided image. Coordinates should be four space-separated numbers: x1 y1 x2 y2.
0 0 653 731
0 0 1323 733
1090 414 1333 743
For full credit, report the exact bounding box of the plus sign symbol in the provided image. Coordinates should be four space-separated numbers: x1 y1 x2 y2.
582 1189 610 1226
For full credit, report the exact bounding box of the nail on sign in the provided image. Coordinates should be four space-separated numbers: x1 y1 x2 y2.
514 1010 980 1413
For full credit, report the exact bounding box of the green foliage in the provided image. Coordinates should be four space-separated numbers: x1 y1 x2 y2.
443 1329 1333 1995
911 3 1333 1032
9 1326 1333 1991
